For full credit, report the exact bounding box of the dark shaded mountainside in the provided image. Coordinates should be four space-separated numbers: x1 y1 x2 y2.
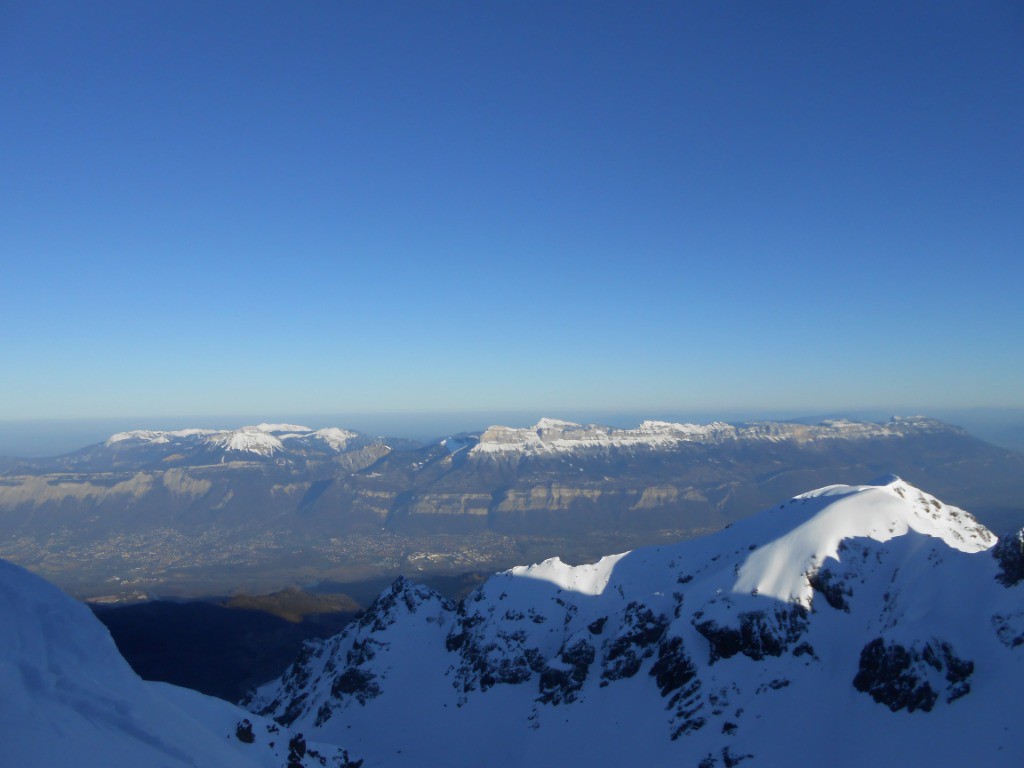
91 575 487 703
1 417 1023 596
92 588 360 703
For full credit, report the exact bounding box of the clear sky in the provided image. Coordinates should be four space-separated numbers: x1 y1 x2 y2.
1 1 1022 422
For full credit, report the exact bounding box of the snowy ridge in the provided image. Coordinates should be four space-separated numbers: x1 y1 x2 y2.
101 423 364 458
473 418 736 454
248 476 1023 768
510 551 629 596
470 416 955 455
508 477 994 606
282 427 360 452
105 428 220 445
207 428 286 457
733 475 995 605
253 423 313 434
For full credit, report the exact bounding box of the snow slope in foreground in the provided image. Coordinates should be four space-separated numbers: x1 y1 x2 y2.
249 476 1024 768
0 558 359 768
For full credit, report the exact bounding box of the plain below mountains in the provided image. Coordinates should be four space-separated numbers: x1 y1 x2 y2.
1 417 1022 597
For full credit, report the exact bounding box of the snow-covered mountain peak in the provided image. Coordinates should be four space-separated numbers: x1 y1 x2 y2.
509 551 629 596
293 427 359 452
99 423 365 459
206 428 285 456
732 475 996 606
533 417 582 431
104 428 220 446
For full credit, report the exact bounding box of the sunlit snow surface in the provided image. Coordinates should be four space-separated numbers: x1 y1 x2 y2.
207 428 286 455
506 476 993 605
103 423 356 457
470 416 948 455
733 476 995 605
510 552 629 595
105 427 221 444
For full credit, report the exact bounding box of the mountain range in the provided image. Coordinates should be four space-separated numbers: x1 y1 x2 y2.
1 416 1022 598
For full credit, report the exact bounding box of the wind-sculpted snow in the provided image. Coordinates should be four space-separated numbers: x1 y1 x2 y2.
0 559 361 767
248 477 1023 767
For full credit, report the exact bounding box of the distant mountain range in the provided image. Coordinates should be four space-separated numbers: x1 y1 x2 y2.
1 416 1022 597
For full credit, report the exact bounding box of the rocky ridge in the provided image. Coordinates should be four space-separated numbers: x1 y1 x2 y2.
470 416 957 456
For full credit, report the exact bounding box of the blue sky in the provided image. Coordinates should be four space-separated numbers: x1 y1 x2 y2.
1 1 1022 422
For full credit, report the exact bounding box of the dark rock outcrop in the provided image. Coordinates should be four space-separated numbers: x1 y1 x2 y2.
853 638 973 712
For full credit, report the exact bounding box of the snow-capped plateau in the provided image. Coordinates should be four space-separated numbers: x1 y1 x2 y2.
0 558 361 768
106 427 222 444
471 415 957 455
247 476 1024 768
98 423 368 460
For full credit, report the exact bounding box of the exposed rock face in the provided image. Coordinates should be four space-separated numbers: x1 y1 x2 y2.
993 528 1024 587
853 638 974 712
249 577 454 729
649 635 703 739
408 492 492 516
600 602 670 682
495 483 606 513
538 639 595 705
694 606 810 663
